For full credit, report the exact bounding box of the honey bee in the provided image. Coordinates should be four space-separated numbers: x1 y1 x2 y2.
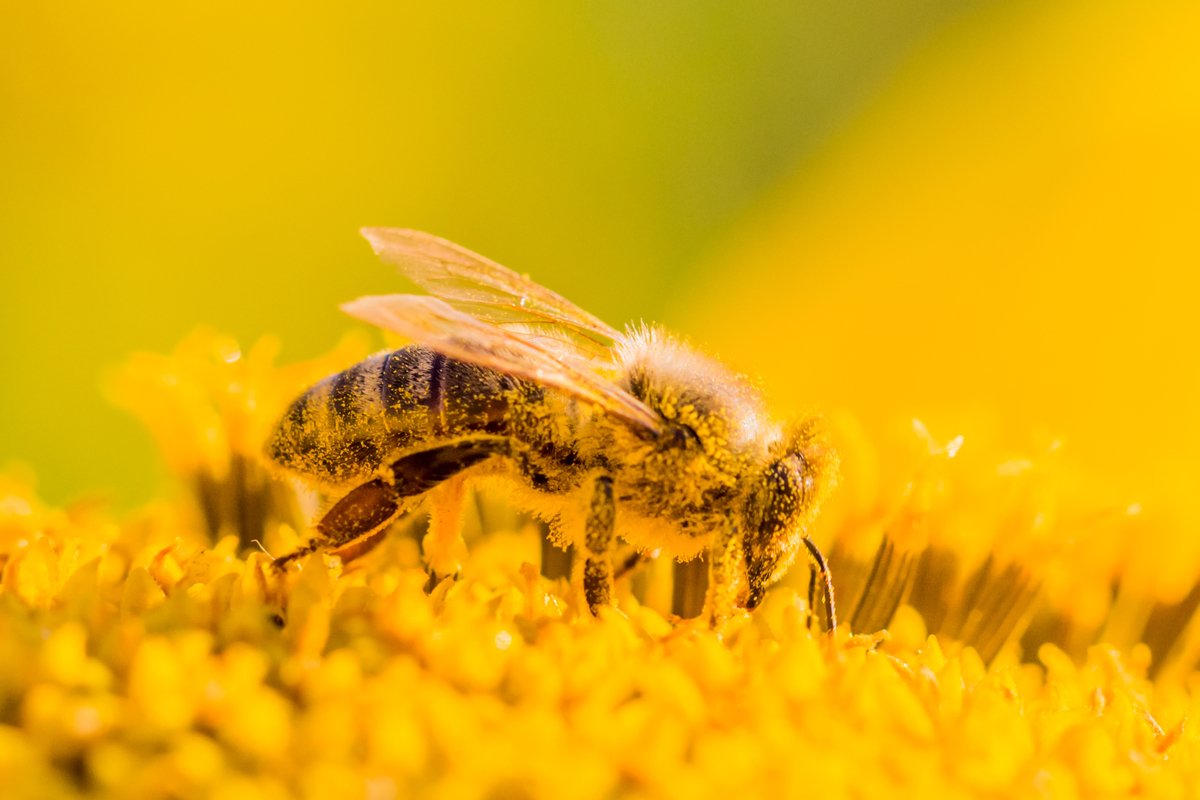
265 229 838 630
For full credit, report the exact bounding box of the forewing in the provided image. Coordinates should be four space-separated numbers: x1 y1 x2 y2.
360 228 619 361
341 294 661 433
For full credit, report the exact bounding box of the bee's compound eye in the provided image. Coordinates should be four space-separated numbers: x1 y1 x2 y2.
750 457 805 534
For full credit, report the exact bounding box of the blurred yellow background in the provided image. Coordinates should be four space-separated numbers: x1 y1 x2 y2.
2 0 1198 530
677 0 1200 540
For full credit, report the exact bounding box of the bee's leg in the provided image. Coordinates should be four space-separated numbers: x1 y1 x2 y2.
277 438 509 572
702 515 741 628
390 437 510 494
274 477 403 571
582 475 616 615
613 550 647 580
802 536 837 640
329 526 393 566
272 541 321 571
391 438 508 584
423 475 469 582
807 566 819 630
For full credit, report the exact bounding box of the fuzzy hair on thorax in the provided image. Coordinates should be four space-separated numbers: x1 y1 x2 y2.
613 324 778 460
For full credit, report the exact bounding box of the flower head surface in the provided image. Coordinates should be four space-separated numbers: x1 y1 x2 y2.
2 333 1199 800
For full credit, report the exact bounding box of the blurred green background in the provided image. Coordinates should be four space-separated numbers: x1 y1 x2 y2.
1 0 982 506
4 0 1199 530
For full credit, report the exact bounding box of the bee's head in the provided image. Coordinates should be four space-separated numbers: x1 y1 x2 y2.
740 417 838 609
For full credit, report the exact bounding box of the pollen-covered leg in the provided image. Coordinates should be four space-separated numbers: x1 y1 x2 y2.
703 515 741 628
274 477 402 571
582 475 616 615
423 475 469 580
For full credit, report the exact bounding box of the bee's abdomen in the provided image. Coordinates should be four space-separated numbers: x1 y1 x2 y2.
265 345 524 486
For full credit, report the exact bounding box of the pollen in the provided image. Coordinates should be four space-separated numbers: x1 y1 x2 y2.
2 332 1200 800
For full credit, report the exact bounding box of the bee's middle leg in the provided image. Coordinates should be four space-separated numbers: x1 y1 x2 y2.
582 475 616 615
423 475 469 581
393 438 509 584
802 536 837 640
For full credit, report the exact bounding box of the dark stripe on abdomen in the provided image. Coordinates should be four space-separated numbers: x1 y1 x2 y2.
381 345 520 437
428 352 447 430
381 347 434 414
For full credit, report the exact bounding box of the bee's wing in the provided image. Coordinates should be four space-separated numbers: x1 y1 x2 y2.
360 228 619 362
341 294 662 434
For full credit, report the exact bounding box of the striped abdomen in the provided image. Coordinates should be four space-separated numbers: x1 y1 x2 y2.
265 345 526 486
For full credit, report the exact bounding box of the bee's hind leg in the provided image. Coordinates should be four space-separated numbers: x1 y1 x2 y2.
277 438 509 576
272 540 322 571
274 477 403 572
581 475 616 615
390 437 509 586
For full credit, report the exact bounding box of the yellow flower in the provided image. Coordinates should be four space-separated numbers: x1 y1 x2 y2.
2 331 1200 800
107 328 370 552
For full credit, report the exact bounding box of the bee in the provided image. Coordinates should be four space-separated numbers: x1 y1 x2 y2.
264 229 838 630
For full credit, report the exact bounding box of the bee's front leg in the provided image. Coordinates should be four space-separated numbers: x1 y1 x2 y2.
802 536 837 640
702 515 741 628
582 475 616 615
